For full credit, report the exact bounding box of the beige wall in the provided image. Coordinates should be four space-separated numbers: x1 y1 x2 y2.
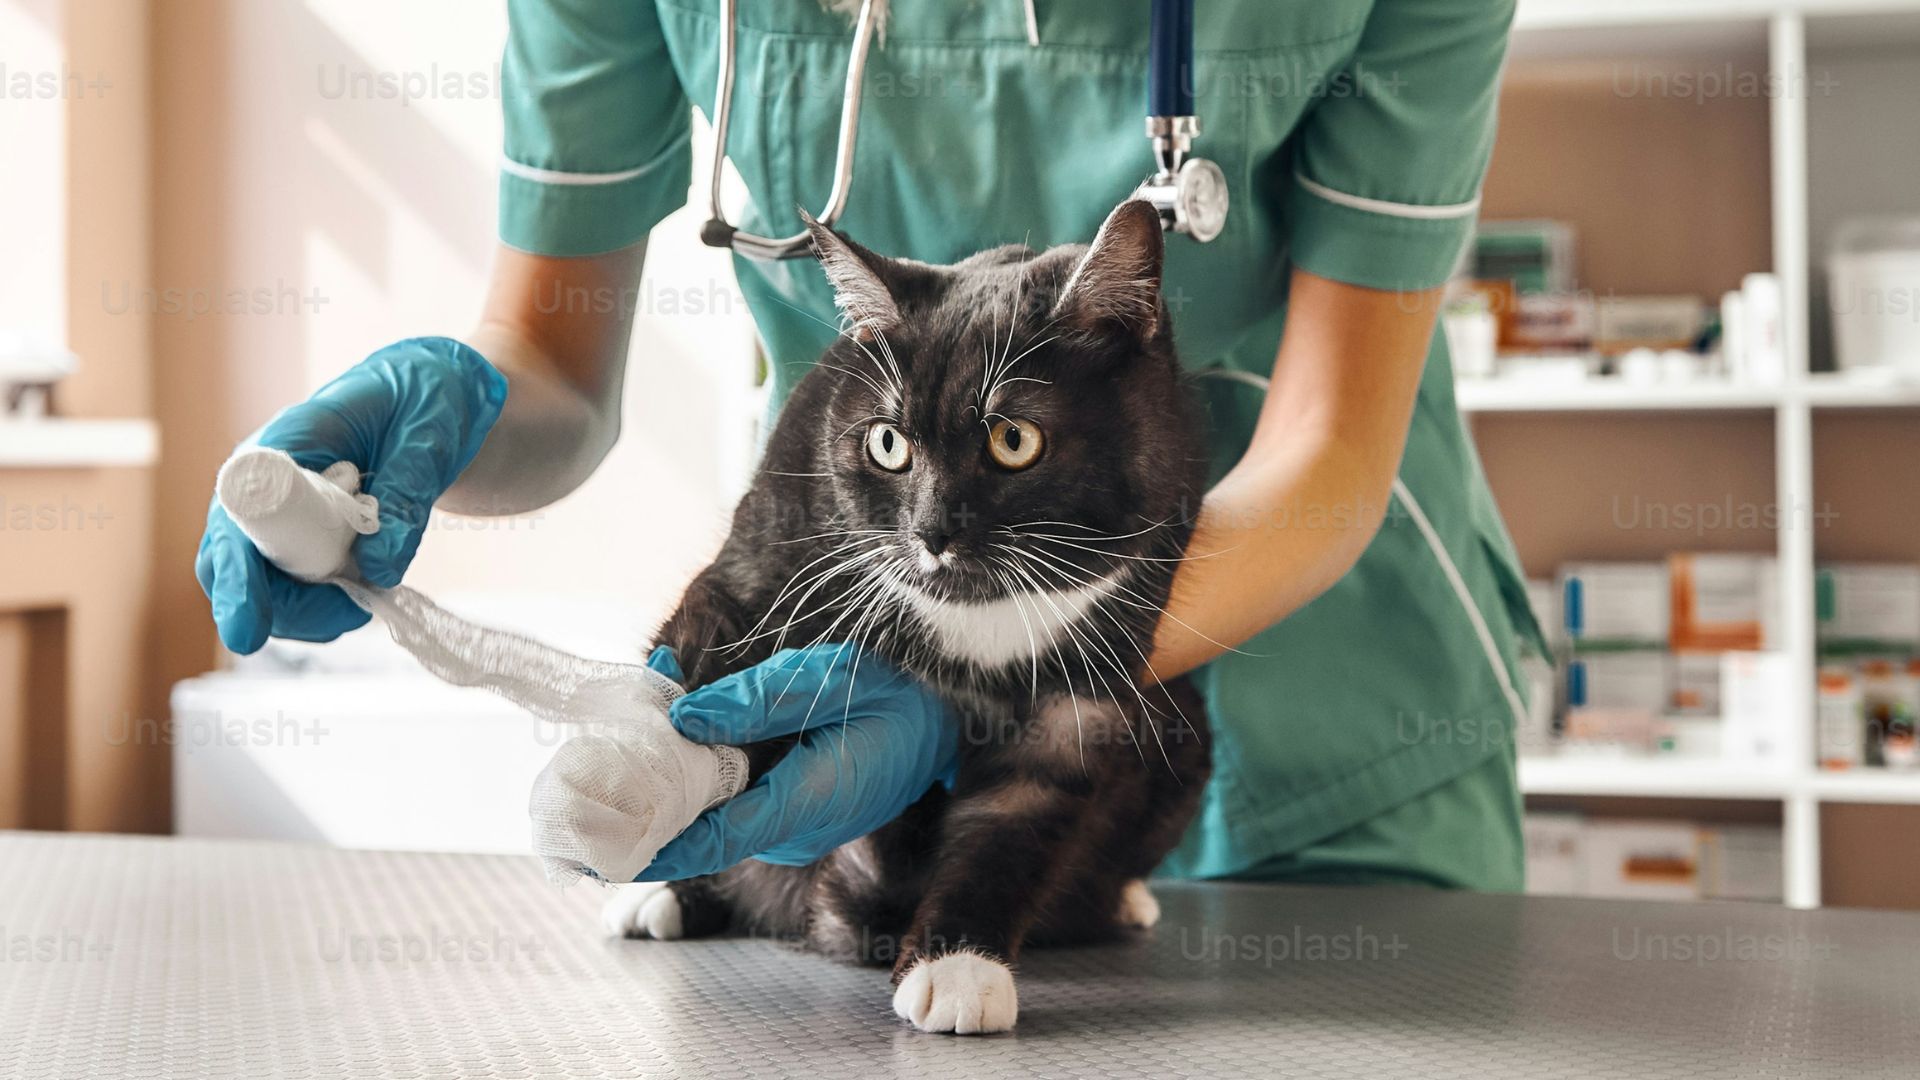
2 0 755 832
142 2 755 824
0 0 160 831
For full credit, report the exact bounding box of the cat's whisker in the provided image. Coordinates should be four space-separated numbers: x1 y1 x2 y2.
765 552 900 657
999 540 1261 660
723 535 883 650
723 540 894 654
770 527 894 547
1001 515 1181 543
997 549 1181 775
998 556 1148 769
813 361 894 404
1016 544 1198 750
981 333 1058 413
1017 532 1217 565
869 325 906 392
837 412 896 441
984 560 1043 706
761 555 903 714
765 292 900 394
835 559 913 749
778 558 911 737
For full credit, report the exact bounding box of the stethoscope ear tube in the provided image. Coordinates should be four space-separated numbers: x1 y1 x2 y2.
702 0 880 260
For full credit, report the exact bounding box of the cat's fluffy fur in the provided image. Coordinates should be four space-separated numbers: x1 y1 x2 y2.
625 201 1212 1034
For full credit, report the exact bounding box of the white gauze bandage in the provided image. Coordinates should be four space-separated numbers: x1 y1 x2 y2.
215 447 748 884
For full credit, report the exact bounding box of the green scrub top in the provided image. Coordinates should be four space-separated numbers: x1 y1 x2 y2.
496 0 1550 887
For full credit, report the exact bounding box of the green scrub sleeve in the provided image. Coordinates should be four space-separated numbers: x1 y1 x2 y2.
497 0 693 257
1283 0 1516 293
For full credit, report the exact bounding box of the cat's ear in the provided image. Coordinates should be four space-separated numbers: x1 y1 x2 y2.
801 210 901 337
1051 199 1165 338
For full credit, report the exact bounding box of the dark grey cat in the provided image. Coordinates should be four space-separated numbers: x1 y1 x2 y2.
603 200 1212 1034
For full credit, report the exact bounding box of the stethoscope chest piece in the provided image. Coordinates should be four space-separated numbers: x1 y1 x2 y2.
1136 135 1229 244
1134 0 1227 244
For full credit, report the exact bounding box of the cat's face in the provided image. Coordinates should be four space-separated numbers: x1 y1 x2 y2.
805 201 1205 613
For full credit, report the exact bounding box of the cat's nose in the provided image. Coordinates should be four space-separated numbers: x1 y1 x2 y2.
916 527 952 556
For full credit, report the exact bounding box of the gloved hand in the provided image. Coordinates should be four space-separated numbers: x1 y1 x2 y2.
636 643 961 881
195 337 507 653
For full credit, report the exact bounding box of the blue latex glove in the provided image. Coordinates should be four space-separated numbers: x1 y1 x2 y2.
636 643 961 881
195 337 507 653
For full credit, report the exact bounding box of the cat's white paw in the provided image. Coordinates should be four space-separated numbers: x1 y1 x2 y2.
1115 879 1161 929
601 883 684 940
892 951 1018 1034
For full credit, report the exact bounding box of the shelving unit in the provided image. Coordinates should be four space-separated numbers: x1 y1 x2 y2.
0 419 159 469
1491 0 1920 908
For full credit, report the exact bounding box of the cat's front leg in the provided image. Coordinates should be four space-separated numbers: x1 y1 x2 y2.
889 699 1120 1034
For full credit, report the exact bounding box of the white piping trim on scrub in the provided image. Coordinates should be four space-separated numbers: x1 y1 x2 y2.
1022 0 1041 45
499 143 681 187
1391 476 1528 730
1294 171 1480 221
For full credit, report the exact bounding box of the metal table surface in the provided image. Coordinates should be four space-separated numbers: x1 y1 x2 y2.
1 832 1914 1079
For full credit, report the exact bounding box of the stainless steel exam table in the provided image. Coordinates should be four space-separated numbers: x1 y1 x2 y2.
1 832 1914 1079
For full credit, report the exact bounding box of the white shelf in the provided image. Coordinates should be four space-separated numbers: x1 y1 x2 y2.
1456 376 1920 413
1798 374 1920 408
1520 757 1798 799
1516 0 1920 32
1456 379 1782 413
0 419 159 468
1809 771 1920 804
1522 757 1920 804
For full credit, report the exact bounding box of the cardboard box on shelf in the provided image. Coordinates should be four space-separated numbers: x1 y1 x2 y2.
1473 220 1576 295
1817 564 1920 653
1669 553 1780 652
1817 667 1865 771
1698 825 1784 903
1721 651 1793 764
1581 820 1701 901
1568 650 1669 712
1671 652 1723 717
1565 650 1668 753
1595 296 1706 355
1560 562 1669 647
1523 813 1585 897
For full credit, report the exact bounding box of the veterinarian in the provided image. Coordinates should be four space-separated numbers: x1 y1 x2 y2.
199 1 1545 892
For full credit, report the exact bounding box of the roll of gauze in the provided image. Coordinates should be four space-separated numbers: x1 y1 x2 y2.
216 447 379 581
214 448 748 884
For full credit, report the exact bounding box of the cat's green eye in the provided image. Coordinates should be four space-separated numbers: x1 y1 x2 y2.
987 418 1044 471
866 422 912 472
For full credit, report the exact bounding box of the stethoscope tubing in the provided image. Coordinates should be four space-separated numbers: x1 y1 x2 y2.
703 0 1208 260
702 0 880 259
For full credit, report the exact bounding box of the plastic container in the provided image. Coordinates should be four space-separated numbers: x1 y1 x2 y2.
1816 667 1863 771
1827 217 1920 375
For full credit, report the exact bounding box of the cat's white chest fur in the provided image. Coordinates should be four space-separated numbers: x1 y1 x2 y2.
887 572 1119 669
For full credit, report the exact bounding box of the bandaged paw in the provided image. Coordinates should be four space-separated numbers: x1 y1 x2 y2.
529 714 747 886
217 448 749 887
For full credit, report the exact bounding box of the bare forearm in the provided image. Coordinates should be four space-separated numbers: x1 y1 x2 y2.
442 241 647 516
444 322 615 515
1144 270 1438 679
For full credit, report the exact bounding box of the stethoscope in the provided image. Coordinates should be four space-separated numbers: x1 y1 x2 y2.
699 0 1228 260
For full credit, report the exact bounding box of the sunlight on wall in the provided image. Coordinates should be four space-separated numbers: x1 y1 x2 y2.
284 0 761 632
0 0 68 347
